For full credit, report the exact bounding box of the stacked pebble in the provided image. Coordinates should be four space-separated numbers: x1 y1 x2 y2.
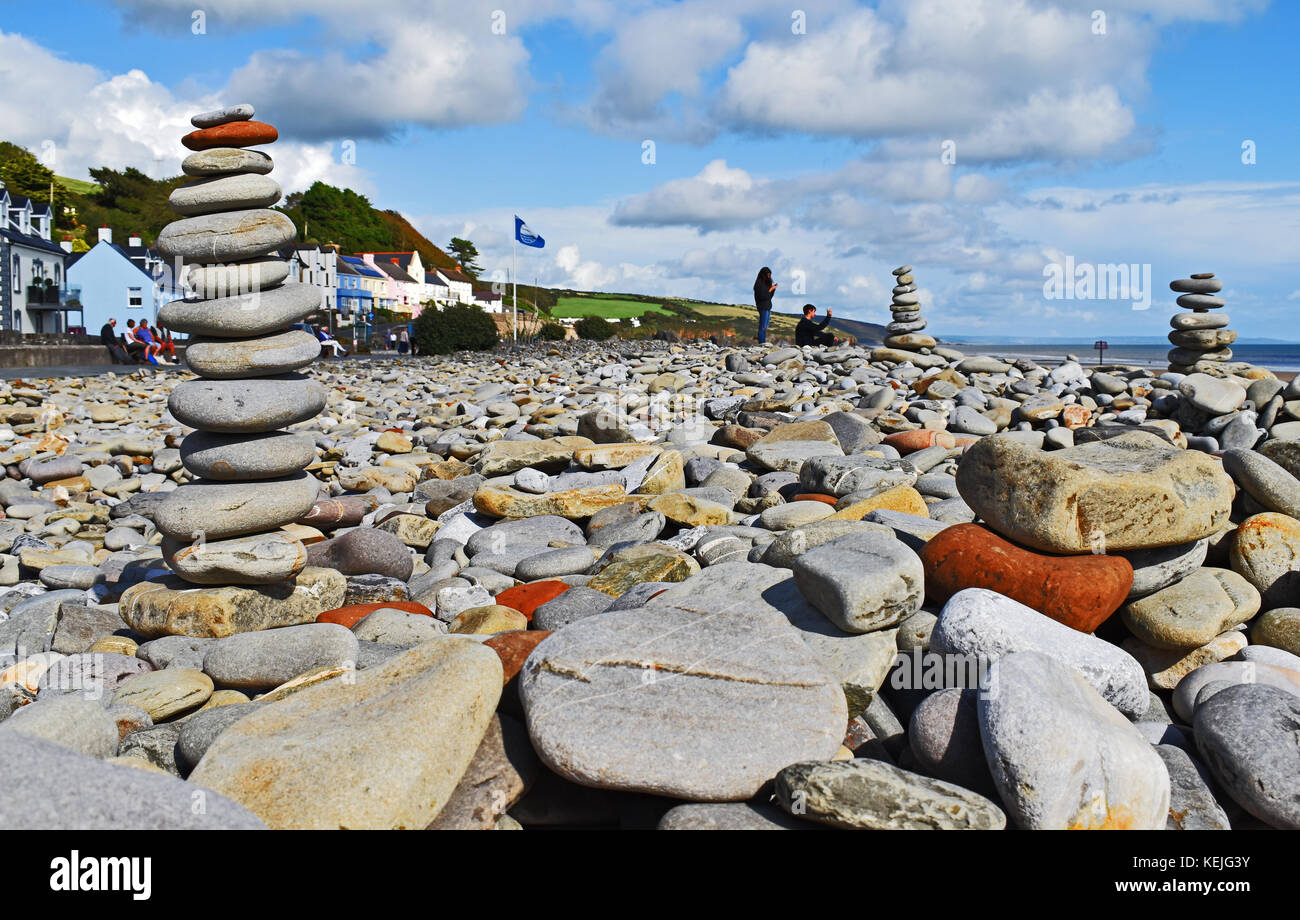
1167 272 1235 374
153 104 325 586
883 264 936 352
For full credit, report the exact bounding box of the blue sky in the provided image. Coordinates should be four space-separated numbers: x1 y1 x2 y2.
3 0 1298 339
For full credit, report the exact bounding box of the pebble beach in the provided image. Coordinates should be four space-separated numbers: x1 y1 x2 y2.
0 335 1298 831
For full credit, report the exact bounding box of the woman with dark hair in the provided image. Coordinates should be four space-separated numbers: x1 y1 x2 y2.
753 266 776 344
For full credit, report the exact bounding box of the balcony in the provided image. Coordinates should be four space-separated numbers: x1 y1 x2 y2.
25 283 80 306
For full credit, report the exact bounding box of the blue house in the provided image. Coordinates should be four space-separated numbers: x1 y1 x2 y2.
67 235 171 335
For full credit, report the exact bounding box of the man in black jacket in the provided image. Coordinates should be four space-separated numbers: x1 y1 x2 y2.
795 304 836 347
100 318 129 364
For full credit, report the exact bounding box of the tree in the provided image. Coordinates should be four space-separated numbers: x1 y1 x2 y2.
412 303 498 355
447 237 482 277
576 316 615 340
0 141 72 230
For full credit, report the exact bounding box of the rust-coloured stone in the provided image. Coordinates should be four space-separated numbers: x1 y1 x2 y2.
712 424 764 450
883 430 956 453
1060 405 1092 430
182 121 279 151
793 493 838 506
494 581 571 621
921 523 1133 633
484 630 552 685
317 600 433 629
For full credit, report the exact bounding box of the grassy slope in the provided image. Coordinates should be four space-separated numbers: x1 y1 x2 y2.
56 175 100 196
552 294 673 318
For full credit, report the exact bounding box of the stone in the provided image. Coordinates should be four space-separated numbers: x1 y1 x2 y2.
513 546 599 581
1155 745 1231 831
745 421 843 473
183 330 319 380
189 639 502 829
827 485 929 520
179 428 315 480
201 623 359 690
1122 631 1247 691
0 695 119 758
920 523 1132 632
791 532 924 633
111 668 213 721
169 173 282 216
955 431 1234 553
484 630 552 685
37 652 152 700
494 581 571 620
168 375 326 434
191 104 255 128
317 600 432 629
181 120 278 150
532 585 614 629
162 532 307 585
586 547 696 597
907 688 997 797
799 455 917 498
182 146 273 177
473 484 629 520
449 605 528 635
1251 607 1300 656
427 714 541 830
1171 660 1300 722
156 208 295 264
351 608 446 645
1122 568 1260 650
476 437 593 476
154 472 319 543
50 604 131 655
1194 684 1300 829
160 281 321 337
1223 449 1300 519
773 758 1005 830
646 492 731 528
0 734 265 829
175 702 262 771
1230 512 1300 609
979 651 1170 829
1178 373 1246 415
307 527 414 581
932 587 1147 717
1119 539 1210 599
121 568 346 638
657 802 814 830
519 598 847 800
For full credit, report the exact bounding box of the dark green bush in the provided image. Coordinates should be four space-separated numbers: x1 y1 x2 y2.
575 315 615 340
413 303 498 355
538 323 567 341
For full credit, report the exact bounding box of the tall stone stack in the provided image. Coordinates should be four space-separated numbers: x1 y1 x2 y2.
1167 272 1234 374
151 104 326 588
884 264 936 351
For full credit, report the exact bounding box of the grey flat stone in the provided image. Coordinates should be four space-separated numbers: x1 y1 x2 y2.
0 734 266 829
181 146 273 177
155 208 296 265
0 695 119 758
792 532 924 633
168 374 326 433
154 472 320 542
201 623 359 691
160 281 321 337
1194 683 1300 829
180 430 317 481
183 329 319 380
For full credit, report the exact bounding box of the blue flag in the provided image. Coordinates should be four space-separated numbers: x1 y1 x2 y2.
515 216 545 248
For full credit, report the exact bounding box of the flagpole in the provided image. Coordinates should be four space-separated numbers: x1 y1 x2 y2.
512 228 518 344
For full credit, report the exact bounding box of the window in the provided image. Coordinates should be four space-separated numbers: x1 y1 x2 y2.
128 287 143 308
12 255 18 288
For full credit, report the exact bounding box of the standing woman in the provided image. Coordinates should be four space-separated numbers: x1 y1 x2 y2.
753 267 776 345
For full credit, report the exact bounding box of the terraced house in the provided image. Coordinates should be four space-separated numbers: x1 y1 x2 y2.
0 185 75 333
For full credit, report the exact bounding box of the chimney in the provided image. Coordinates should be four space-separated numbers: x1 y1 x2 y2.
59 240 73 253
129 233 142 247
98 226 112 244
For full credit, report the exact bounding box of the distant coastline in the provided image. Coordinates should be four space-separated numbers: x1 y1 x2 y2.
939 341 1300 379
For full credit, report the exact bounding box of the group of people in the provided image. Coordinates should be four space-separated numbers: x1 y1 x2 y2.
385 327 412 355
753 266 840 348
100 317 177 365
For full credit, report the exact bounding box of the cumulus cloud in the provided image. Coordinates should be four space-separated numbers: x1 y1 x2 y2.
0 30 372 193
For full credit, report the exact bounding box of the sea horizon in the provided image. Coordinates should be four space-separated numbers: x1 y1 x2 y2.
936 341 1300 374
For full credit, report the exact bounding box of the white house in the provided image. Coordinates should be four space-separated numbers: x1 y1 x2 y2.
433 265 475 305
66 235 166 335
0 185 74 333
421 270 451 310
280 243 338 320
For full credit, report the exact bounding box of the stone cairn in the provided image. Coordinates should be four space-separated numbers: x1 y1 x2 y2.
1167 272 1234 374
884 264 936 352
151 104 326 588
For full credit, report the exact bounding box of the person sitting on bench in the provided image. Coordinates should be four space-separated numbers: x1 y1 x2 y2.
123 319 147 363
795 303 837 347
100 317 129 364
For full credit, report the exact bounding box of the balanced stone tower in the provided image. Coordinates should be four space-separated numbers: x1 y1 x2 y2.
150 104 326 592
1167 272 1234 373
884 264 936 351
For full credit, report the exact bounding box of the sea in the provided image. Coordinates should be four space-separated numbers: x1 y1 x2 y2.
942 342 1300 375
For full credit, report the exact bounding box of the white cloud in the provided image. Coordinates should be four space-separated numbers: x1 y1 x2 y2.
0 30 373 193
